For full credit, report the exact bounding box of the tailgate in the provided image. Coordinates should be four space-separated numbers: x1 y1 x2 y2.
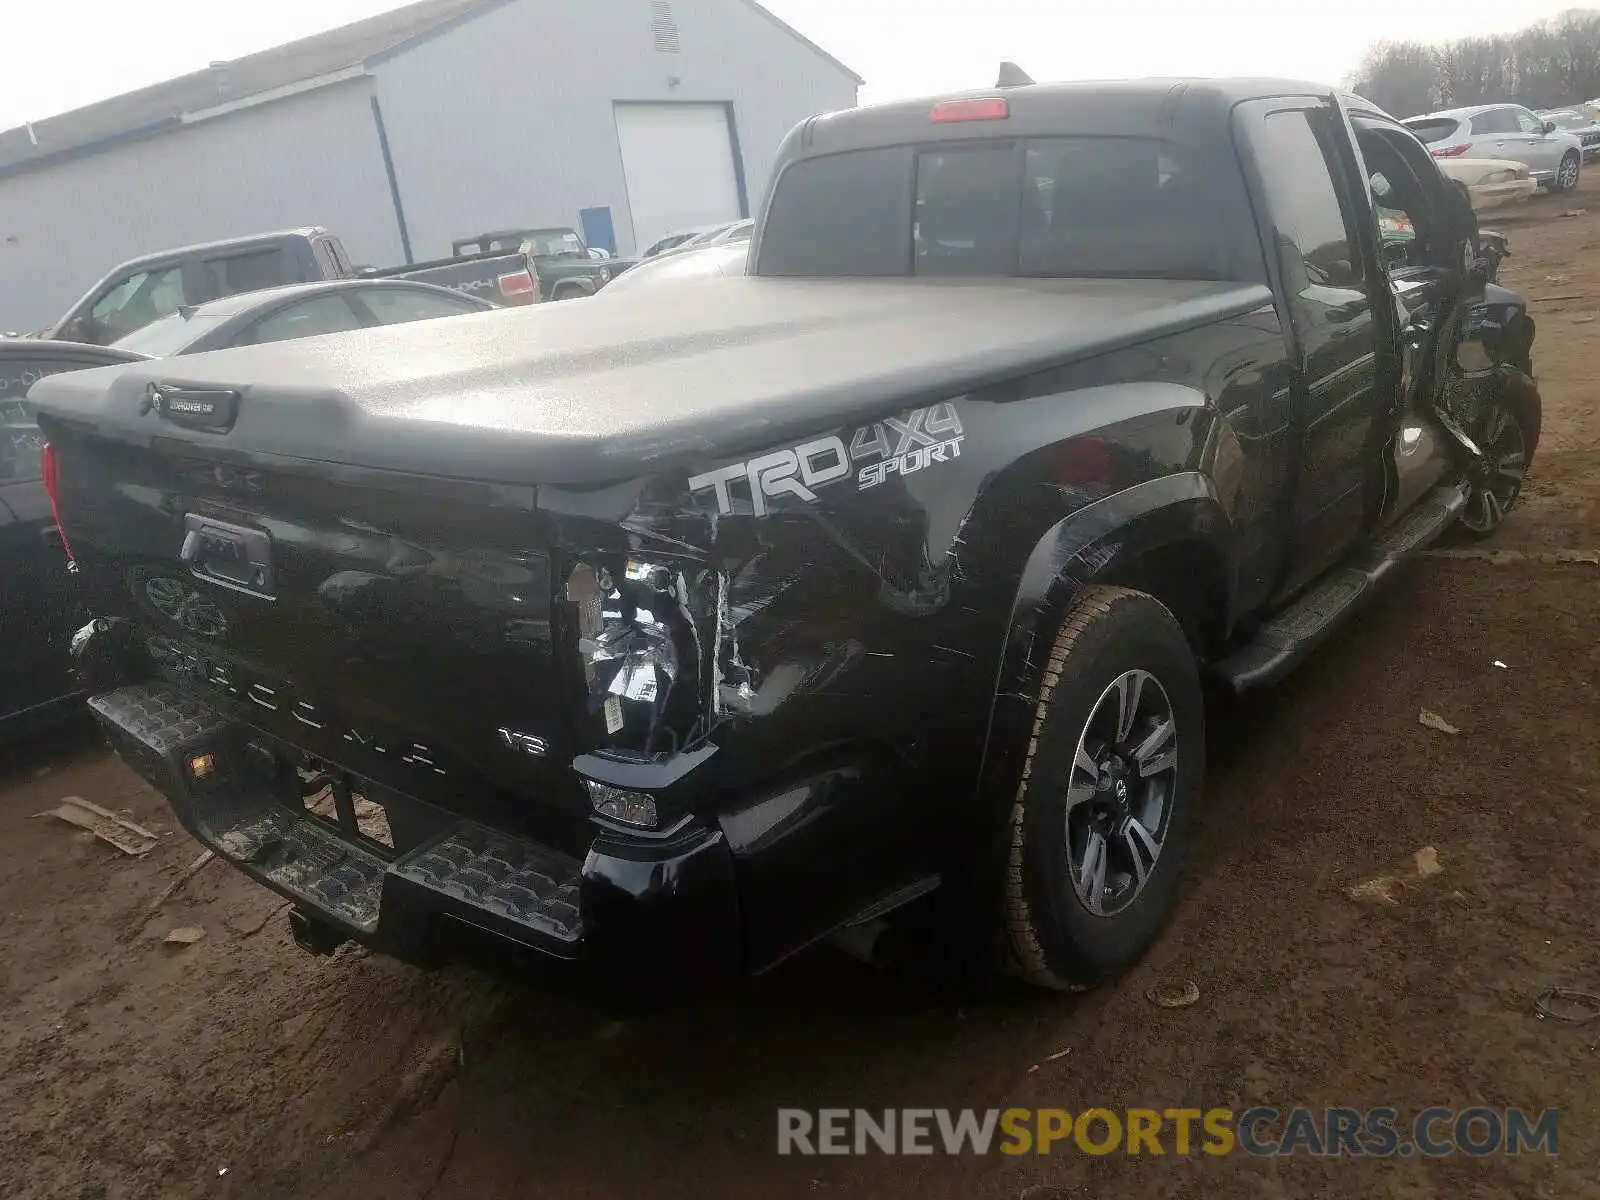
43 417 596 851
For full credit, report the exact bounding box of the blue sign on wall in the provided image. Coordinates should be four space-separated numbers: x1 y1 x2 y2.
579 206 617 256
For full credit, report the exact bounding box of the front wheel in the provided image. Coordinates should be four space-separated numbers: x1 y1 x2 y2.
1457 391 1538 539
1003 586 1205 991
1556 151 1581 192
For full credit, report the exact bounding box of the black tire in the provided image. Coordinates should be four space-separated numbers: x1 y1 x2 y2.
1003 585 1204 991
1456 381 1541 541
1556 151 1581 193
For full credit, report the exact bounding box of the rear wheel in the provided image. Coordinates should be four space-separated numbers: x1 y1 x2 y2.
1003 586 1204 991
1556 151 1581 192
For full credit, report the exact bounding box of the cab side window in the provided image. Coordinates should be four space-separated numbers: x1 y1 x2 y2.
1470 109 1517 136
88 265 186 342
1515 109 1547 136
1254 108 1366 291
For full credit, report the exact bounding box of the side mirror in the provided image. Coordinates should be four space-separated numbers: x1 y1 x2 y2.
1543 120 1559 135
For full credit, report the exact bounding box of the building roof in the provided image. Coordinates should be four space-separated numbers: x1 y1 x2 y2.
0 0 861 179
0 0 493 177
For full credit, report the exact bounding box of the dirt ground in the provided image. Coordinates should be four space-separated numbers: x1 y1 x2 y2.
3 181 1598 1200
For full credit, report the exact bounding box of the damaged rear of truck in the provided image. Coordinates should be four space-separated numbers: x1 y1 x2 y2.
32 271 1270 986
30 76 1537 992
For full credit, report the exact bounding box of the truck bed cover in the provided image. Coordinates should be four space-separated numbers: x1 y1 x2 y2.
30 276 1272 486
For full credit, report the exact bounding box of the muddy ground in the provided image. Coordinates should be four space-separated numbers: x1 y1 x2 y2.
2 182 1598 1200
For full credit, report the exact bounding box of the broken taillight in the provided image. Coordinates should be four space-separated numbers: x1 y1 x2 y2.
929 97 1010 123
498 269 537 302
40 442 74 563
1430 143 1472 158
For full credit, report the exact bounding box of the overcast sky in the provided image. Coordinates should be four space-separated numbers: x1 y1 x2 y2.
1 0 1584 130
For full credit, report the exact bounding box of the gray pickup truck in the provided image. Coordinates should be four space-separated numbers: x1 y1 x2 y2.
47 227 540 346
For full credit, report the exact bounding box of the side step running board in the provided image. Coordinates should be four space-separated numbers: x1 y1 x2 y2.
1211 482 1470 693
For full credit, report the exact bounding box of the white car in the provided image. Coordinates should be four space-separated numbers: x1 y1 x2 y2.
594 242 747 297
1404 103 1584 191
1435 157 1540 212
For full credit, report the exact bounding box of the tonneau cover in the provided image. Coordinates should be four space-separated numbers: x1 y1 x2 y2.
30 276 1272 485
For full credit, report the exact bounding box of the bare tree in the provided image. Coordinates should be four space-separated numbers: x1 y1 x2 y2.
1348 9 1600 117
1350 42 1443 116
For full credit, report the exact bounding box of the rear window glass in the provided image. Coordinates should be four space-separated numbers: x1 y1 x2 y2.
1470 109 1518 136
111 308 232 356
759 137 1226 281
758 147 915 275
1403 118 1460 144
357 287 484 324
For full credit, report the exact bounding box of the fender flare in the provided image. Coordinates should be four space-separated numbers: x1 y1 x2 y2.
973 471 1235 812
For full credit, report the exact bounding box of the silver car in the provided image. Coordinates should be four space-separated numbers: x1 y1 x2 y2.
1403 103 1584 191
1537 108 1600 163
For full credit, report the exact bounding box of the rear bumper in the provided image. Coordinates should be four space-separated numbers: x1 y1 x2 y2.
89 683 742 983
1468 180 1540 211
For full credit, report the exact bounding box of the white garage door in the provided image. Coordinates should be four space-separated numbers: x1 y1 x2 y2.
614 103 742 254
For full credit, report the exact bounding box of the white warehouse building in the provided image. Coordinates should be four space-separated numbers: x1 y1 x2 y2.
0 0 860 332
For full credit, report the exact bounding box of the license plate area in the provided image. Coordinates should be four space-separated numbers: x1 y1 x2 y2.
299 766 397 856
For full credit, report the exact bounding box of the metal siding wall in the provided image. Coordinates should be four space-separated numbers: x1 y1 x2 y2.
0 81 400 333
372 0 858 257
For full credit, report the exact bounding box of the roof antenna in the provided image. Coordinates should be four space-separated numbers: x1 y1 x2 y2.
996 61 1034 88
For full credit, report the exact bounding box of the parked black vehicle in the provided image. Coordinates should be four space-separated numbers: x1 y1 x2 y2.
450 228 618 299
47 227 538 347
107 279 495 358
34 77 1538 993
0 340 144 737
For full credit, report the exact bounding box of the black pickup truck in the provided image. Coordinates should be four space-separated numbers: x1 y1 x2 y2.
450 227 620 300
46 227 539 346
34 77 1538 993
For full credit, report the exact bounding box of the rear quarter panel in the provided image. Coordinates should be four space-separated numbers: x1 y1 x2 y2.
597 305 1290 958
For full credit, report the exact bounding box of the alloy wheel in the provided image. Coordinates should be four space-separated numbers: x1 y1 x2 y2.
1559 155 1581 190
1064 668 1179 917
1460 405 1527 535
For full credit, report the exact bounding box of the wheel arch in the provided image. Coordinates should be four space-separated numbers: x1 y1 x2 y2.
974 472 1235 817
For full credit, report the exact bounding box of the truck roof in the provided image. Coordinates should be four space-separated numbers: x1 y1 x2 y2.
101 227 331 271
31 275 1271 487
790 77 1390 155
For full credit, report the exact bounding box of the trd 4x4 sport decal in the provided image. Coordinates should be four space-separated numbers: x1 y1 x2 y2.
688 403 965 517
